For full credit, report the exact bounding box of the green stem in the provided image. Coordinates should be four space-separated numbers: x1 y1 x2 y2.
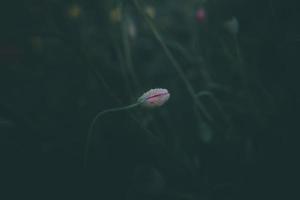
84 102 141 168
133 0 213 123
121 11 140 89
196 91 230 124
234 34 243 64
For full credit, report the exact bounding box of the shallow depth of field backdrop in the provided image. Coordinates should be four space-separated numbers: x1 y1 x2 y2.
1 0 299 199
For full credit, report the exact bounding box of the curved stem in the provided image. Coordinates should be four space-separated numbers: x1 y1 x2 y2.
84 102 141 168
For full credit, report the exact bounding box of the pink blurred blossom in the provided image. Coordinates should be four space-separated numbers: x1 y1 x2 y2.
195 8 206 23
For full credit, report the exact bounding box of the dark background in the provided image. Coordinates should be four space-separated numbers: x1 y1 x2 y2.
1 0 299 199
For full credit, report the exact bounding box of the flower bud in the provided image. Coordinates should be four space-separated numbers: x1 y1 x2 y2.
138 88 170 108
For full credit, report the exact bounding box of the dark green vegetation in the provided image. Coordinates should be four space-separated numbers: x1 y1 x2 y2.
1 0 298 199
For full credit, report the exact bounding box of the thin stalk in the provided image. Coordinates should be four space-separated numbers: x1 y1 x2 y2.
196 91 230 124
114 40 133 97
84 102 141 168
233 34 247 84
121 6 140 93
234 34 243 65
165 40 214 85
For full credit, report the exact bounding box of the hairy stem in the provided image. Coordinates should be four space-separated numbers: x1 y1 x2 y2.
84 102 141 168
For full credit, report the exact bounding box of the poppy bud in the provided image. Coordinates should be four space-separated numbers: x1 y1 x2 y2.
138 88 170 108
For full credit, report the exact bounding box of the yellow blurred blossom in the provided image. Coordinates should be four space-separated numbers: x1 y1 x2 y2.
67 4 81 18
145 5 156 19
110 7 122 23
31 36 43 50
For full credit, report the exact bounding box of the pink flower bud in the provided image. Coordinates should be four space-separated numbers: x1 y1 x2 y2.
138 88 170 108
195 8 206 23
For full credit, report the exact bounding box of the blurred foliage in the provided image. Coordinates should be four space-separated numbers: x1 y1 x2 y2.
0 0 299 199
